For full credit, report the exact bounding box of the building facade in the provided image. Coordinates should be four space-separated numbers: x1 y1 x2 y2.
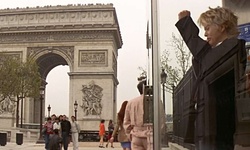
0 4 122 131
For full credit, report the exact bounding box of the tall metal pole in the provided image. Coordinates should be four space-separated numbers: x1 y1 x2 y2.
74 100 78 121
163 84 166 112
47 105 51 117
36 95 44 143
16 98 20 127
151 0 161 149
20 97 23 128
36 81 47 143
75 109 77 120
39 95 43 137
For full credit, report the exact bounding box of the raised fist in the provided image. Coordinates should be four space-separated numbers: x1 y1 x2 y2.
178 10 191 20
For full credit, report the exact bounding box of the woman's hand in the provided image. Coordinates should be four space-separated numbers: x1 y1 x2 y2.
178 10 191 20
129 134 132 141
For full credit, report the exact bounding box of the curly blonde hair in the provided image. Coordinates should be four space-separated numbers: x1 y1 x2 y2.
198 7 239 38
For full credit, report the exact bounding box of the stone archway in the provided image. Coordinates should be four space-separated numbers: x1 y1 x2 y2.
0 4 122 131
27 47 72 124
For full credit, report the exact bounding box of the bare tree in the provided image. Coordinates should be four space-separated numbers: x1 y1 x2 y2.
137 33 191 93
138 66 147 78
161 33 191 93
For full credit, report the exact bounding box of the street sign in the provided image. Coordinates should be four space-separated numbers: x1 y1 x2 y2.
238 23 250 43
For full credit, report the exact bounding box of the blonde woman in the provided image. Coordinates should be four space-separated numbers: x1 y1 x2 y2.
176 7 246 150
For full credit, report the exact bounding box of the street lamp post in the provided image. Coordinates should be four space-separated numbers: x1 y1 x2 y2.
161 68 168 147
47 104 51 117
36 86 45 144
74 100 78 120
160 69 167 112
20 96 25 128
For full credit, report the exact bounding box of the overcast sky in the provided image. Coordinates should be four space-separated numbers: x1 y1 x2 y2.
0 0 221 116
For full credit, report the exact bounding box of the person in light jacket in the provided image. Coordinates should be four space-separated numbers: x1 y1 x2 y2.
123 79 166 150
70 116 80 150
123 80 151 150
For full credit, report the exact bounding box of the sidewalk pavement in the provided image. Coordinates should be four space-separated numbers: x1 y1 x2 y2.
0 142 171 150
0 142 122 150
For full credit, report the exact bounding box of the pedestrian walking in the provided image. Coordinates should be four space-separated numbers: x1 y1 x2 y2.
71 116 80 150
110 101 131 150
61 115 71 150
106 120 114 148
44 117 54 150
98 119 105 148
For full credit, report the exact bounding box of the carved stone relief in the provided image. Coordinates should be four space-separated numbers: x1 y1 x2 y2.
80 81 103 116
0 97 16 115
0 53 21 115
0 52 22 65
27 46 74 63
79 50 107 67
0 32 114 44
0 10 114 28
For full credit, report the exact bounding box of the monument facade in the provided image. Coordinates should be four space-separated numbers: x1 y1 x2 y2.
0 4 122 131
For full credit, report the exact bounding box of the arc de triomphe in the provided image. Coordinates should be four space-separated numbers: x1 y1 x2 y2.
0 4 122 131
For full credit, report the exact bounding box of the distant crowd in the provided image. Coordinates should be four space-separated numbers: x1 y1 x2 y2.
43 114 80 150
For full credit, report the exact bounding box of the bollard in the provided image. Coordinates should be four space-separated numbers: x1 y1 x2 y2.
0 132 7 146
16 132 23 145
